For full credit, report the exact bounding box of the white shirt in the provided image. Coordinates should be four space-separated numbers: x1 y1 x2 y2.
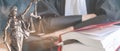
65 0 87 16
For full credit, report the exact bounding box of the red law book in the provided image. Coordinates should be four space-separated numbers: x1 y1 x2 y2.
58 21 120 51
76 21 120 31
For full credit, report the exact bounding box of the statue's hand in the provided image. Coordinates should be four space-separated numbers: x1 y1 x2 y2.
30 13 34 17
3 36 7 42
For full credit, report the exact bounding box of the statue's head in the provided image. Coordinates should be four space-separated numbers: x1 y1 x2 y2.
9 6 18 17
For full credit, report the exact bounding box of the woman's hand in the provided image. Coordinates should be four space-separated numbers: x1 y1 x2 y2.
82 14 96 21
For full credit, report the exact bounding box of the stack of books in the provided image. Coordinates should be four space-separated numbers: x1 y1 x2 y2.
59 25 120 51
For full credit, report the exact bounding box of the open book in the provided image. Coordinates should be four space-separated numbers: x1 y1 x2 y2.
59 25 120 51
